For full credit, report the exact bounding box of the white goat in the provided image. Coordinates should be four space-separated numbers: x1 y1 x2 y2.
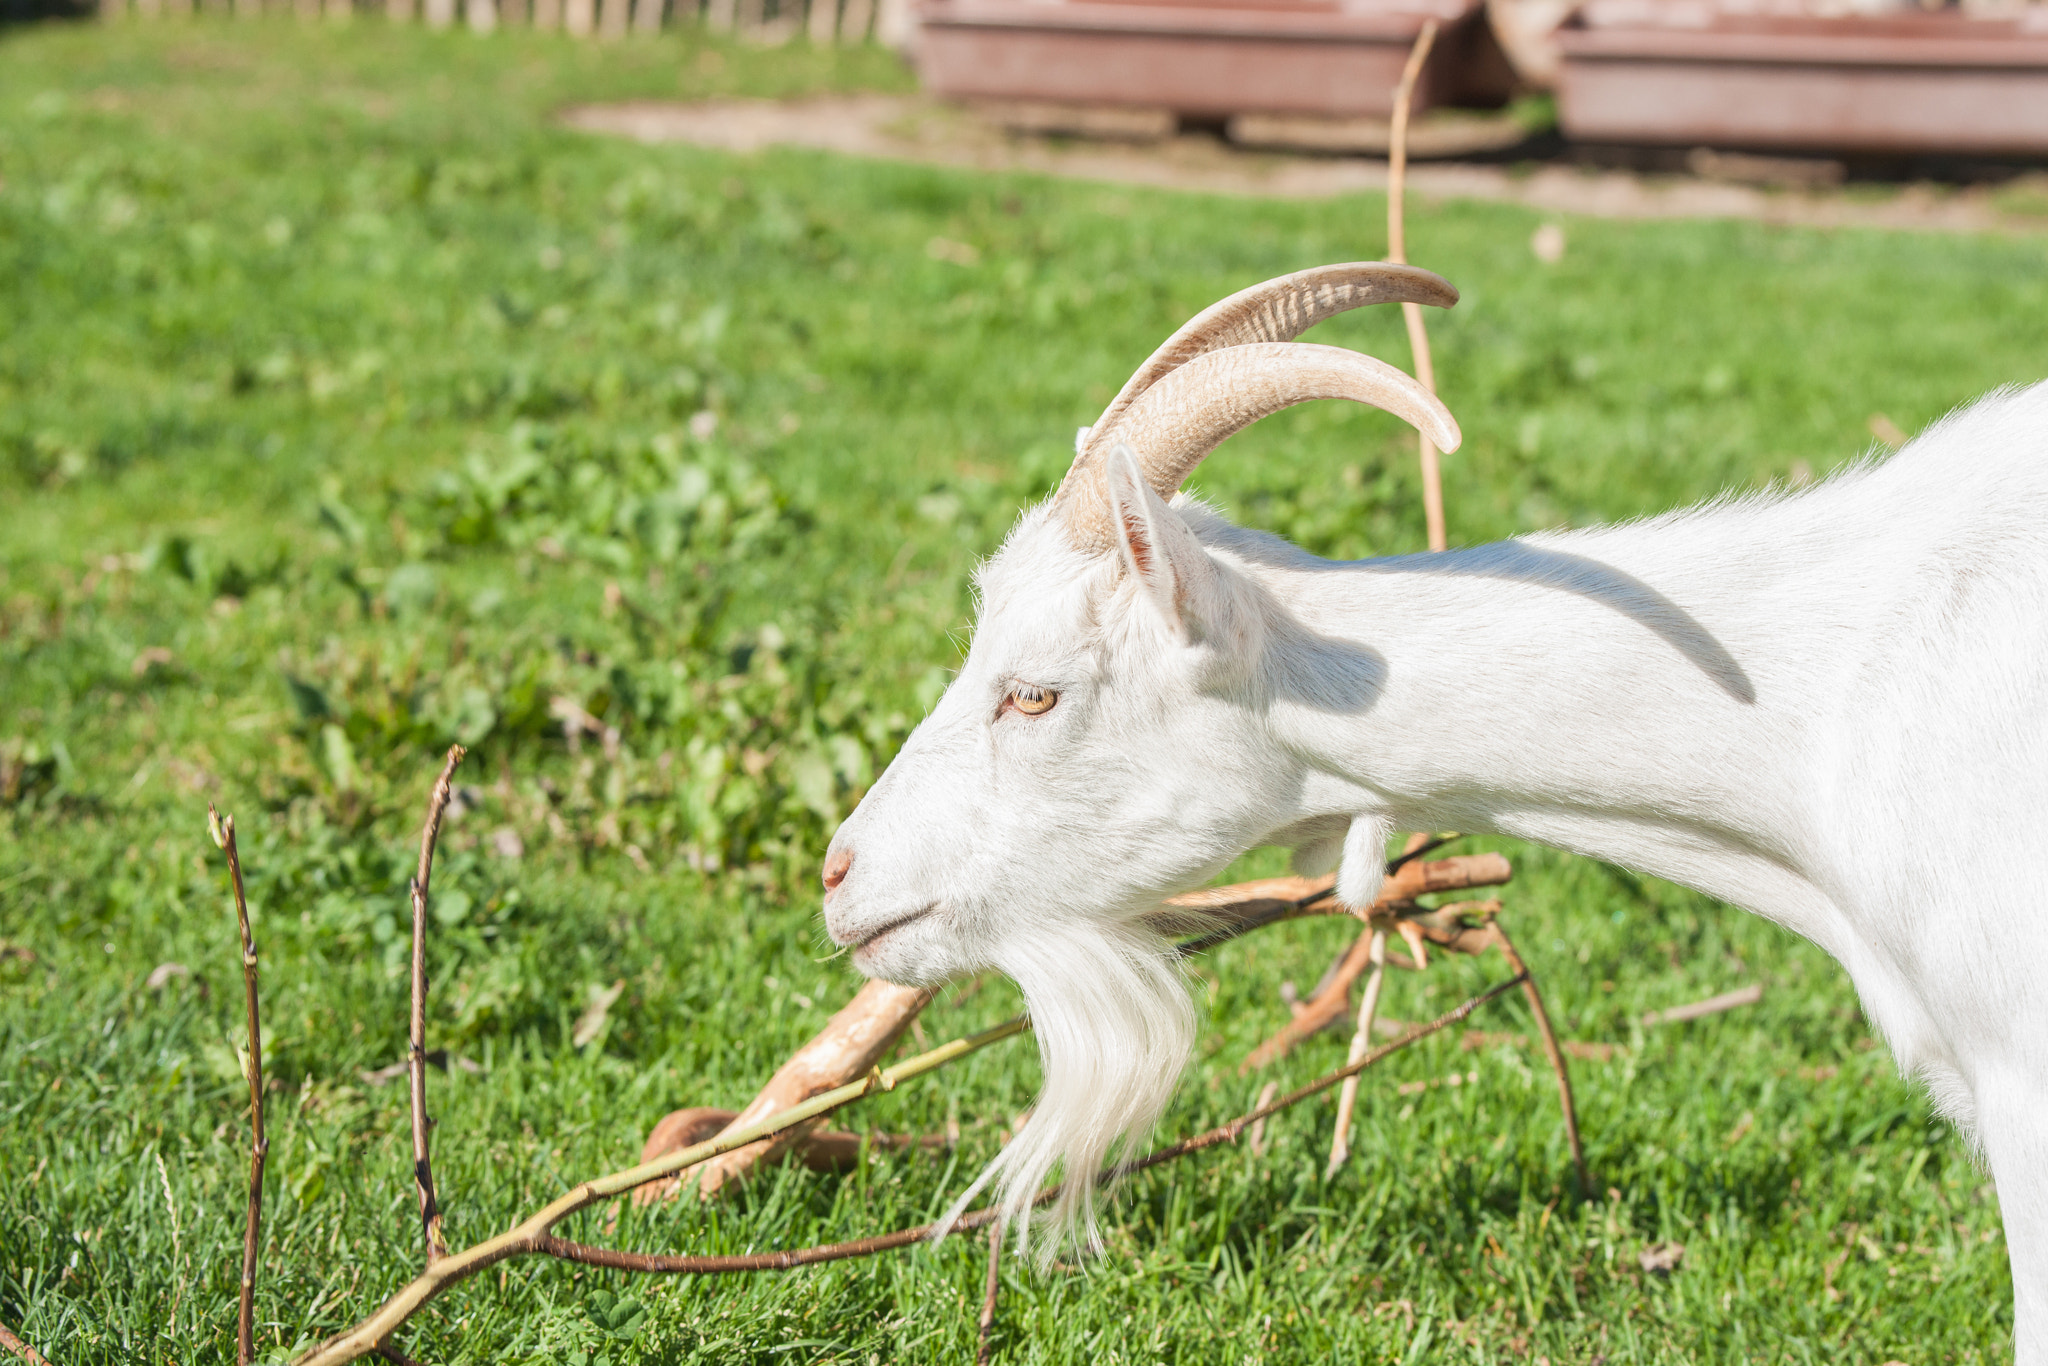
819 263 2048 1351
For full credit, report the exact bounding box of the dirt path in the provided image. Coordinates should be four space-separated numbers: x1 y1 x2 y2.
563 93 2048 235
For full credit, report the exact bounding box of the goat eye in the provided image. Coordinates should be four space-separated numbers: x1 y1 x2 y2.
1008 683 1058 716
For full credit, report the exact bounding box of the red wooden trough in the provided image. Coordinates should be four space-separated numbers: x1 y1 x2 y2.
1557 4 2048 156
913 0 1515 120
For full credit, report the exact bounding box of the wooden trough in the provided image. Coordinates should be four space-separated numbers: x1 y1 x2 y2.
914 0 1515 121
1557 5 2048 156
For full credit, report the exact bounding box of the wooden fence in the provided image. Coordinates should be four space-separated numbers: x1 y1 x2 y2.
104 0 911 47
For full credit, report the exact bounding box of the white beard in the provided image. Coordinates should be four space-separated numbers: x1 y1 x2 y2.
938 916 1197 1260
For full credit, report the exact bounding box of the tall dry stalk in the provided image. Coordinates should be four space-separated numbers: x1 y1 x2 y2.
1387 20 1445 552
209 806 267 1366
407 746 466 1265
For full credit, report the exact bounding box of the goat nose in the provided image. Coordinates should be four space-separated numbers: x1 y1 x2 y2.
822 847 853 894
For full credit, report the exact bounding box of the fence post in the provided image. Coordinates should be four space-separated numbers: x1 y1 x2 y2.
805 0 836 42
873 0 913 47
838 0 872 43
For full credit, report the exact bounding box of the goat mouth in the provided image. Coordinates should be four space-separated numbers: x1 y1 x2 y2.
849 905 935 951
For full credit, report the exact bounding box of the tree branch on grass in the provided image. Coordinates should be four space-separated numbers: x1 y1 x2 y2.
637 978 936 1206
0 1321 53 1366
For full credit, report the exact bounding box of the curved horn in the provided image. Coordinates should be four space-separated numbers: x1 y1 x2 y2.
1077 261 1458 465
1055 343 1462 554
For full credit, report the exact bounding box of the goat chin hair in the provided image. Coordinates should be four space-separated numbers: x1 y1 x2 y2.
933 916 1197 1262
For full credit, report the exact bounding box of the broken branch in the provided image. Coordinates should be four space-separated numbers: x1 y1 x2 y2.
1644 983 1764 1026
637 977 937 1205
0 1321 53 1366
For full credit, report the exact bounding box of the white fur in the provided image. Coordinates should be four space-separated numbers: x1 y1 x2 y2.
824 382 2048 1353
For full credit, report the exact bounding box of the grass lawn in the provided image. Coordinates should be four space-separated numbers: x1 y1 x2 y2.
3 15 2044 1364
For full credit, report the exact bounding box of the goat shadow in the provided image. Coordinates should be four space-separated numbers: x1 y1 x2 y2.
1233 534 1757 711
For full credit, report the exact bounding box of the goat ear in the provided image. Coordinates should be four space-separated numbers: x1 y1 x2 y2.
1104 443 1210 642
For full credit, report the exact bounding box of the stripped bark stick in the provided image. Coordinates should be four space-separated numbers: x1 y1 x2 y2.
637 978 936 1205
0 1322 52 1366
1325 928 1387 1176
1388 19 1446 551
409 745 466 1265
292 1016 1030 1366
209 807 266 1366
1644 983 1764 1025
1485 914 1590 1191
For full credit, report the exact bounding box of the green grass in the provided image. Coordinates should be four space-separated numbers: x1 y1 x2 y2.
3 16 2044 1364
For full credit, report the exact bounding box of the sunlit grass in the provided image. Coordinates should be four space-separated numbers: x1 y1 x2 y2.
2 15 2041 1363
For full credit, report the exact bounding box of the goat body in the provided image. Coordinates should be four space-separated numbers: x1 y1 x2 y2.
821 262 2047 1354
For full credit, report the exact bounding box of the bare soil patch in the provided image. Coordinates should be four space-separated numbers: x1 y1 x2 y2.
563 93 2048 235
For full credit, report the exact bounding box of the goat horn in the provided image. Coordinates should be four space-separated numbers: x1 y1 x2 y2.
1054 343 1462 554
1078 261 1458 465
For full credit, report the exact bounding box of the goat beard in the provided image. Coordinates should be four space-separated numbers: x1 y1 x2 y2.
937 916 1196 1262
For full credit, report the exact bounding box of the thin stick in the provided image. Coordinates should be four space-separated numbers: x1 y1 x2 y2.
0 1322 52 1366
1486 915 1590 1191
1643 983 1763 1026
976 1218 1003 1366
292 1016 1032 1365
210 806 266 1366
1325 928 1387 1176
409 745 466 1265
1387 19 1445 552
